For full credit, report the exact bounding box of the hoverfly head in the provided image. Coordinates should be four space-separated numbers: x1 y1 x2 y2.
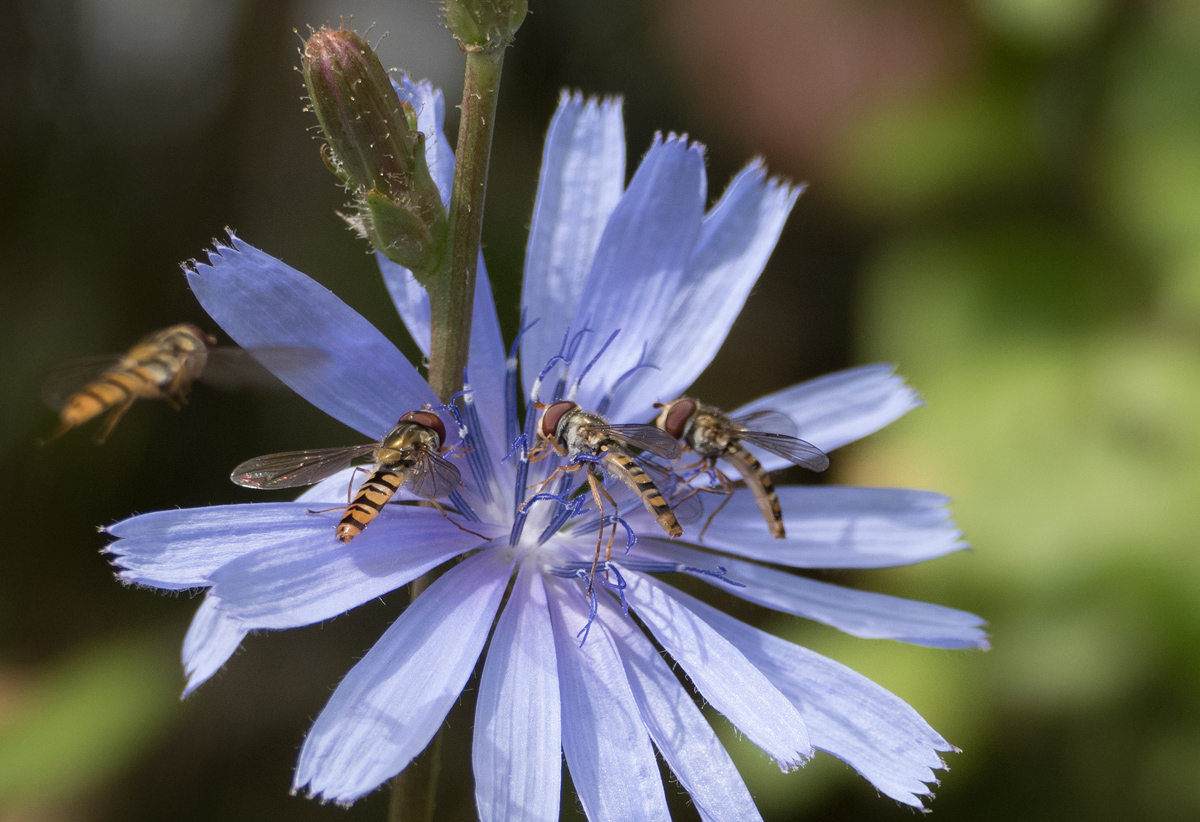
399 409 447 447
538 400 578 444
655 397 698 440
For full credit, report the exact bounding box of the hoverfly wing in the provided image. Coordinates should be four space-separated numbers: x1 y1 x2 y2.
635 457 703 525
602 424 683 461
737 430 830 472
404 451 462 500
231 444 378 489
730 409 799 438
200 346 328 393
40 354 123 411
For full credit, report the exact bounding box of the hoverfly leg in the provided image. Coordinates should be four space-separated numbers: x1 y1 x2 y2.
526 461 580 495
305 504 345 515
696 467 737 542
346 466 370 504
36 421 72 447
583 470 620 595
306 467 371 515
93 399 135 444
428 498 493 541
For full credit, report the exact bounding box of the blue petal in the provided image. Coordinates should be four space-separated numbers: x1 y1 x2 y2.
604 595 763 822
684 486 966 568
105 504 331 589
187 235 438 439
521 92 626 399
668 586 954 809
733 364 922 463
379 259 430 358
293 549 512 803
638 542 988 649
209 508 502 629
181 593 247 697
622 572 811 769
473 563 561 822
568 135 706 412
608 162 800 421
546 578 670 822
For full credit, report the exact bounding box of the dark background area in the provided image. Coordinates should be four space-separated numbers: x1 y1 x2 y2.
3 0 1200 820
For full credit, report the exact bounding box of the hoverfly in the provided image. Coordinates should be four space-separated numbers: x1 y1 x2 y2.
39 323 292 445
231 410 477 543
654 398 829 539
532 400 686 587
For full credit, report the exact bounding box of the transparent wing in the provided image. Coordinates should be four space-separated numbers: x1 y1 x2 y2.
738 431 830 472
231 444 378 489
730 409 799 438
200 346 327 393
601 424 683 460
40 355 122 410
636 457 703 525
404 450 462 500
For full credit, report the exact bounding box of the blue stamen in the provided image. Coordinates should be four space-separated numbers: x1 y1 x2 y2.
531 327 573 404
505 314 537 447
573 561 630 646
448 489 481 522
501 433 527 464
597 343 660 416
537 471 585 544
457 379 495 504
568 328 620 400
614 557 746 587
507 410 539 545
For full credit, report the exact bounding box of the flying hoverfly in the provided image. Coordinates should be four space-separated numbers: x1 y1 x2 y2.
231 410 474 542
39 323 292 445
533 400 687 587
654 397 829 539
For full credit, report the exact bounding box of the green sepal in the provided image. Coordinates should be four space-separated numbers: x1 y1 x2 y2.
443 0 527 50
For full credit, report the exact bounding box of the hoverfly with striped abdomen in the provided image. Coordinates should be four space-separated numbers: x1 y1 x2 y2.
39 323 295 445
654 397 829 539
231 410 481 543
532 400 687 588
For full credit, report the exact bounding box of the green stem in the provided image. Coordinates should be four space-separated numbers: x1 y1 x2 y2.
388 52 506 822
426 48 505 403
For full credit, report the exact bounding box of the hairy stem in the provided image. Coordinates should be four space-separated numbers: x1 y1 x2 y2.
426 48 505 402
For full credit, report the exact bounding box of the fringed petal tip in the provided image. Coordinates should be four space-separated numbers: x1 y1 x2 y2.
740 155 808 204
648 130 707 161
557 88 624 114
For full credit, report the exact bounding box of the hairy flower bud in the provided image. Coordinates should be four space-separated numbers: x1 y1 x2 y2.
301 28 447 275
443 0 527 51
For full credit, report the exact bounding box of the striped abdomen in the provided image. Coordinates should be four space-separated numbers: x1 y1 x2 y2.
49 367 164 443
602 449 682 538
337 469 402 542
721 443 784 538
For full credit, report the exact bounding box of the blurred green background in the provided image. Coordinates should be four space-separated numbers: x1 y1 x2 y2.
3 0 1199 819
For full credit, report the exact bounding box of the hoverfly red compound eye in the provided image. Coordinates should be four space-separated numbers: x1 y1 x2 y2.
539 401 577 441
400 410 446 445
658 398 697 439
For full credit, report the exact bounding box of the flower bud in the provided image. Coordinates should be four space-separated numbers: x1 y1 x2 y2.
443 0 527 51
301 28 447 274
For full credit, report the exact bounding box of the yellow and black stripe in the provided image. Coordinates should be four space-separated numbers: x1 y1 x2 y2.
602 448 683 538
722 444 785 539
337 469 402 542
